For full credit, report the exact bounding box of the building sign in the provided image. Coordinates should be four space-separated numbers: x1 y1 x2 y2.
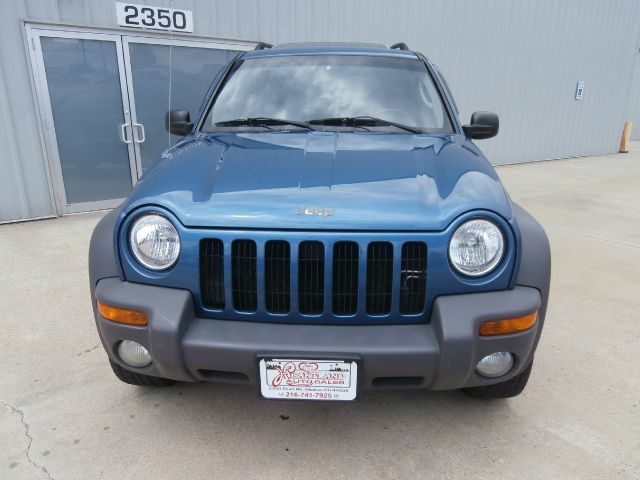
115 3 193 32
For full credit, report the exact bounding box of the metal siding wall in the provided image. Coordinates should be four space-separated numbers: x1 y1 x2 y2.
628 20 640 140
1 0 639 221
0 1 55 222
630 65 640 140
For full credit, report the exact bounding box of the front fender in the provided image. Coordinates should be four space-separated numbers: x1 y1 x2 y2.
513 203 551 297
88 208 121 300
512 202 551 366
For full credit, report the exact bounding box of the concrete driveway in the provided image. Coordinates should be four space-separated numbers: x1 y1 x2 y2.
2 144 640 479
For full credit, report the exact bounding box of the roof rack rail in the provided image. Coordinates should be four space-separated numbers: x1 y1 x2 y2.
254 42 273 50
390 42 409 51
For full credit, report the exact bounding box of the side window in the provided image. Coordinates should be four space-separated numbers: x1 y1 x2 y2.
432 65 459 116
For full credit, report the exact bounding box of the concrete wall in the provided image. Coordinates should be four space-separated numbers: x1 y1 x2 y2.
2 0 640 221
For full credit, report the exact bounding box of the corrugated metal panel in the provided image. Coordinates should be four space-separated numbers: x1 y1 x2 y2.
628 21 640 140
2 0 640 221
0 1 55 223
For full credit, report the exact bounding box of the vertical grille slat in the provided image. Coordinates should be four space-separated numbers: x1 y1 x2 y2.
200 239 225 309
298 241 324 314
366 242 393 314
399 242 427 314
332 241 359 315
232 240 257 312
265 240 290 314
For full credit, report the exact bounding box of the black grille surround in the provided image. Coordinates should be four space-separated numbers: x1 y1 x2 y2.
298 241 325 314
231 240 257 312
264 240 291 314
200 239 225 309
332 241 359 315
399 242 428 314
366 242 394 314
200 238 428 320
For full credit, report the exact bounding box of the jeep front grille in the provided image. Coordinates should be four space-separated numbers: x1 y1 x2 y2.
200 238 428 320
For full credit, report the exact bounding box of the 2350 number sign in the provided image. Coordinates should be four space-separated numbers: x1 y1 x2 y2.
115 3 193 32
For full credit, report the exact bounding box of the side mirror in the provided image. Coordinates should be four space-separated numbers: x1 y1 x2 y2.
462 111 499 140
165 109 193 136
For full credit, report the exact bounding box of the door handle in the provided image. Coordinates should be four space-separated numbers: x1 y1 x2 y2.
120 123 133 144
133 123 146 143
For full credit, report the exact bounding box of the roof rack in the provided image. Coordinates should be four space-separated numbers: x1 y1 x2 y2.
254 42 273 50
390 42 409 51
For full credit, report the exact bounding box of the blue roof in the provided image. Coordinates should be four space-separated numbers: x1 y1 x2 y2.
243 42 417 59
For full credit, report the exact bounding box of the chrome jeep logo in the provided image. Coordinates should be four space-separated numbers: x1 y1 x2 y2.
295 206 333 216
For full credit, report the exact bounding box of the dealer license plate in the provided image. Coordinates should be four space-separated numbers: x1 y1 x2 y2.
259 359 358 401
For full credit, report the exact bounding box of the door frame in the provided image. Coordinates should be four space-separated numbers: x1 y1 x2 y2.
121 35 248 177
25 22 254 215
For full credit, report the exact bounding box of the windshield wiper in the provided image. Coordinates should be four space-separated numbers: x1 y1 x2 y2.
215 117 315 130
308 116 423 134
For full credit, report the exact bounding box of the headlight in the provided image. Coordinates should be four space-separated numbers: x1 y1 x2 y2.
448 218 504 277
129 214 180 270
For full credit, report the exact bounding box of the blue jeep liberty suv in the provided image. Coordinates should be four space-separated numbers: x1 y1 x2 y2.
89 42 550 401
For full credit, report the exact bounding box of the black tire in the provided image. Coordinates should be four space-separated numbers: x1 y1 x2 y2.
462 361 533 399
109 360 176 387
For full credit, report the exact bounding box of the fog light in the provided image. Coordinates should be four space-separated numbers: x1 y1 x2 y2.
117 340 152 368
475 352 513 378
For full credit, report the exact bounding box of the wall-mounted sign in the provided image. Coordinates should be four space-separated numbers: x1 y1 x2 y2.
115 3 193 32
575 80 585 100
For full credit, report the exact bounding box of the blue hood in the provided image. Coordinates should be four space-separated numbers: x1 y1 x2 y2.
123 132 512 231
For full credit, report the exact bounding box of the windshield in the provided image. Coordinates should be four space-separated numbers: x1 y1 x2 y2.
202 55 453 133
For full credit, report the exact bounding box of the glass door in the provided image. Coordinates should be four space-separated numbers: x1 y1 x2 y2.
31 30 138 213
122 37 243 173
29 27 251 214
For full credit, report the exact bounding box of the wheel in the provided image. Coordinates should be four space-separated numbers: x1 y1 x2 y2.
109 360 176 387
462 361 533 399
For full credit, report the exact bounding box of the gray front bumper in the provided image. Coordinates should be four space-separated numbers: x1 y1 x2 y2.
94 278 542 390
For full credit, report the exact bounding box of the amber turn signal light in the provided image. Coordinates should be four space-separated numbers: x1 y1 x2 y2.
479 311 537 336
97 301 148 326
